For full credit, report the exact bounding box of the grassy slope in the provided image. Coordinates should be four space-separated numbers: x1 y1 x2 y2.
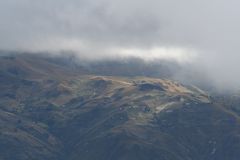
0 54 240 160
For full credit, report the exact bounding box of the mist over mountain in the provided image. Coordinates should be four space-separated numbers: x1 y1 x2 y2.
1 0 240 89
1 53 240 160
0 51 214 90
1 0 240 159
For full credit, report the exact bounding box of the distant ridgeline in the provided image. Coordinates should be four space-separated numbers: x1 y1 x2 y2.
0 53 240 160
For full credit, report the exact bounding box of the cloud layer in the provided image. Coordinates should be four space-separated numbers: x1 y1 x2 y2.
0 0 240 89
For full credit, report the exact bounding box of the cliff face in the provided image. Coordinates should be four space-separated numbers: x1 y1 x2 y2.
0 54 240 160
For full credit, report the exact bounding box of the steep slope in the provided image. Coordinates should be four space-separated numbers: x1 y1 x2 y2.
0 54 240 160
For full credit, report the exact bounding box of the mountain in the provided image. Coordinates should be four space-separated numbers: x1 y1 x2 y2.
0 53 240 160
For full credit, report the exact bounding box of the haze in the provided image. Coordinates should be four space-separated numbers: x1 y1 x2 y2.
0 0 239 89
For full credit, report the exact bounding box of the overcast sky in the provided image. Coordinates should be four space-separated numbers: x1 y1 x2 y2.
0 0 240 88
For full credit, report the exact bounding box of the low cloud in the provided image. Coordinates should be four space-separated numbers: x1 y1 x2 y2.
0 0 240 89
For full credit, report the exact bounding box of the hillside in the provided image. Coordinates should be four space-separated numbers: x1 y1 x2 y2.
0 53 240 160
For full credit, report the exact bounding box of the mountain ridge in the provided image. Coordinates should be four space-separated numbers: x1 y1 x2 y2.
0 53 240 160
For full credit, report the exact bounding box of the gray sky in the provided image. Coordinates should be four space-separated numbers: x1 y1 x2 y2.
0 0 240 88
